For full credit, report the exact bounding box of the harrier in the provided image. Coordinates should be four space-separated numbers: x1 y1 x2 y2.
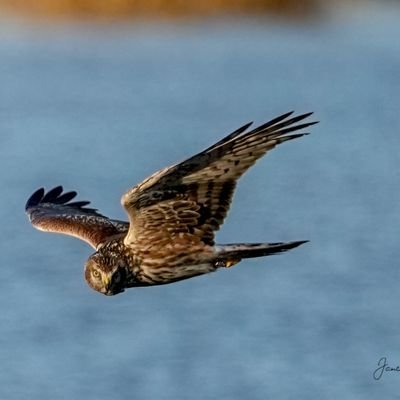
26 111 317 295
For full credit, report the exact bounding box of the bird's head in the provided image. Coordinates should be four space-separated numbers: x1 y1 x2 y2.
84 251 126 296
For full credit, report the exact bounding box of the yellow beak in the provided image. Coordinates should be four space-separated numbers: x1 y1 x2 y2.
102 276 110 288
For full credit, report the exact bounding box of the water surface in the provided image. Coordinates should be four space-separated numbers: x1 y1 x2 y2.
0 7 400 399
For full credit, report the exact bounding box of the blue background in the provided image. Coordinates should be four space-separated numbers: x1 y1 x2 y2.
1 4 399 399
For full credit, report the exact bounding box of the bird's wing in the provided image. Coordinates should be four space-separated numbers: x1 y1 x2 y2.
122 112 317 249
26 186 129 249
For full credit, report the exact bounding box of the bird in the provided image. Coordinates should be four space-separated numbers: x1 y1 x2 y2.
26 111 317 296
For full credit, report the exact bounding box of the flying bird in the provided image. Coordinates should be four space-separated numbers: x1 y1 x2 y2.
26 111 317 296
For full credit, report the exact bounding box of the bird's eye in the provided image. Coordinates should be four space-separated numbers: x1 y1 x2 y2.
92 270 101 279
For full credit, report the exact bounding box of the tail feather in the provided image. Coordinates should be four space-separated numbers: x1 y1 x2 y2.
216 240 308 261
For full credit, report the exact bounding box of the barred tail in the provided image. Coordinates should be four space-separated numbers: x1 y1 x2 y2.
216 240 308 261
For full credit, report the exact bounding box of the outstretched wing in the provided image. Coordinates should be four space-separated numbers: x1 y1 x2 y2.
122 111 318 249
26 186 129 249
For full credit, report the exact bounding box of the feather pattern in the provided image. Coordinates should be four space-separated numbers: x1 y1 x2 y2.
122 112 317 247
26 186 129 249
25 111 317 295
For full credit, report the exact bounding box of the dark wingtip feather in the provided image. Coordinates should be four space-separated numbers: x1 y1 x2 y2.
53 191 78 204
296 111 313 119
278 133 308 143
25 187 45 210
249 111 317 138
206 121 254 152
25 186 101 216
68 201 91 207
41 186 63 202
268 110 295 125
232 121 253 135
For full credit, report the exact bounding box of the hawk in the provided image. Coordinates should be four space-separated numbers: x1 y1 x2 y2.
26 111 317 295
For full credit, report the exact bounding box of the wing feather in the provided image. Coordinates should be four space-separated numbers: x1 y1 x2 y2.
122 111 318 247
26 186 129 249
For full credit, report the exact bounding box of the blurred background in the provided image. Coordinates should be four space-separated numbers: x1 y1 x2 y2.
0 0 318 18
1 0 400 399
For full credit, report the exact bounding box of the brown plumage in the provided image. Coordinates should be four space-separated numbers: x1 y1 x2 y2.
26 111 317 295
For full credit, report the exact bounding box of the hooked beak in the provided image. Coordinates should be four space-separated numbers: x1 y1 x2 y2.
102 276 111 290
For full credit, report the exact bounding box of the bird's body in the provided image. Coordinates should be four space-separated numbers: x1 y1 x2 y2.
26 111 317 295
86 236 217 293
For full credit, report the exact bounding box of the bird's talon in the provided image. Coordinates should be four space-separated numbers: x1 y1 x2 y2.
225 260 238 268
215 259 239 268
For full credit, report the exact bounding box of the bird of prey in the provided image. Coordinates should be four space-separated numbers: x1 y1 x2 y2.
26 111 317 296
